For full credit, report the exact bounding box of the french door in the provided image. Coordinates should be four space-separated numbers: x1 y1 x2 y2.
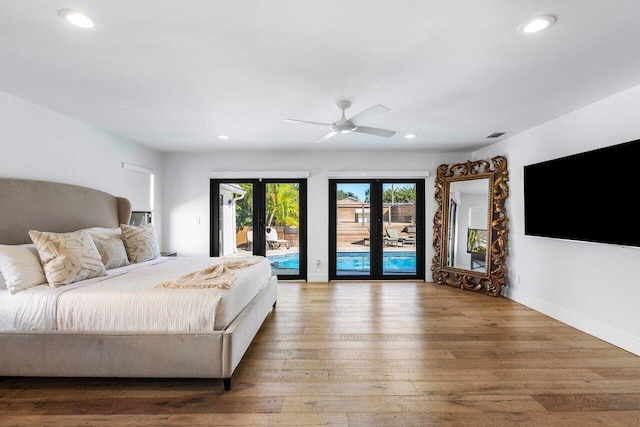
329 179 425 280
210 179 307 280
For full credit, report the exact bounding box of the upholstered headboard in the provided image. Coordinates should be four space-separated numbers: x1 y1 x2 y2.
0 178 131 245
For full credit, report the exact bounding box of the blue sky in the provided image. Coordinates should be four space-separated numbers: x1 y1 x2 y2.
337 183 369 201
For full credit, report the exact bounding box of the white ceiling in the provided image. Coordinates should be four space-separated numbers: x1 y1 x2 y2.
2 1 640 153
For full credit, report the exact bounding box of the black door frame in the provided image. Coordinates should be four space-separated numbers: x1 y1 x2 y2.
329 179 425 280
210 178 307 280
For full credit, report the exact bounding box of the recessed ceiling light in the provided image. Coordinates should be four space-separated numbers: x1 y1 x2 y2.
404 133 417 139
59 9 97 29
519 14 557 33
217 135 230 140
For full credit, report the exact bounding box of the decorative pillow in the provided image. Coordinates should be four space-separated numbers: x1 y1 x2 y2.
83 228 129 270
0 244 48 294
28 230 106 287
120 223 160 263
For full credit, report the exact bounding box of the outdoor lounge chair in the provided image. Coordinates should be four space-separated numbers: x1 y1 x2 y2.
383 228 402 247
266 227 291 249
386 227 416 246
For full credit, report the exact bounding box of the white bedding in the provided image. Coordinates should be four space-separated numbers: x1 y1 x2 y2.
0 256 273 332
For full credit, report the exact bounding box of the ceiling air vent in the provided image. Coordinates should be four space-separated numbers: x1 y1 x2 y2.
486 132 507 139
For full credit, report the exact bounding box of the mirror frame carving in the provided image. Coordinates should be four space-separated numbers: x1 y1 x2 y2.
432 156 509 296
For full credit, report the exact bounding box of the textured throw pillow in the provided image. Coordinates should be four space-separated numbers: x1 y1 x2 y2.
29 230 106 287
0 244 48 294
120 223 160 263
83 228 129 270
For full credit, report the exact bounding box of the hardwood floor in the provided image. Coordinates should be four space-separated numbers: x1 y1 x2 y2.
2 281 640 426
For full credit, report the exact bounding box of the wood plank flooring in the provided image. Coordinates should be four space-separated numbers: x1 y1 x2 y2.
2 281 640 426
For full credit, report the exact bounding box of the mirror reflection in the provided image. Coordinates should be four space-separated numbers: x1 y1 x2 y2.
445 178 490 273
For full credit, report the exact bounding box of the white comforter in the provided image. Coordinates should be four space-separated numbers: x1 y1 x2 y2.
0 256 272 332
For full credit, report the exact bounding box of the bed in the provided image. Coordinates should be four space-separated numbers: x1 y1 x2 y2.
0 178 277 390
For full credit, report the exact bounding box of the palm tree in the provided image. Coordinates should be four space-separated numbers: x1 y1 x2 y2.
383 185 415 203
266 183 299 227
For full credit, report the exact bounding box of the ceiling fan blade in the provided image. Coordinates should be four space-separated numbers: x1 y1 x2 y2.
347 104 390 124
313 131 338 143
284 119 332 126
353 126 396 138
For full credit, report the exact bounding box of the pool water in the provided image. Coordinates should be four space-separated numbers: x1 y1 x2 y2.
268 251 417 275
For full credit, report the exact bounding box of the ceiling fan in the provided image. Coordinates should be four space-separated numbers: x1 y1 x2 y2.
284 100 396 142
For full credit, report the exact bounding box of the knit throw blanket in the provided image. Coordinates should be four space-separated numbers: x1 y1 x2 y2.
154 256 265 290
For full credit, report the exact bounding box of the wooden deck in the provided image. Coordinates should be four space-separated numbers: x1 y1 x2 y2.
2 281 639 426
337 222 414 249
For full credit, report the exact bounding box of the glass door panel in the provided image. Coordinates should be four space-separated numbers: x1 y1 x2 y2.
334 183 371 276
264 182 302 277
211 179 306 280
330 179 424 280
218 182 255 257
381 182 417 276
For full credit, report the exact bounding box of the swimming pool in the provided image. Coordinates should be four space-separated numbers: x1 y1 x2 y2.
268 251 417 276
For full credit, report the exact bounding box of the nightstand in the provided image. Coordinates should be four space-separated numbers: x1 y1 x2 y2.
161 251 177 257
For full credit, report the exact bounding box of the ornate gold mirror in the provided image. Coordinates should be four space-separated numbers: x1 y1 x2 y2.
432 156 509 296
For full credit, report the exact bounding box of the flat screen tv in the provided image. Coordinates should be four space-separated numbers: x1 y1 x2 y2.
524 138 640 247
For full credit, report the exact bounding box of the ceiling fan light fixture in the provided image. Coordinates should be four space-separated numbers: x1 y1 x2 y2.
519 14 557 33
59 9 98 29
334 121 357 134
285 100 396 143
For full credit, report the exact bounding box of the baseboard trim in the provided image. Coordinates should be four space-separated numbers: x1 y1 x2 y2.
505 288 640 356
307 273 328 282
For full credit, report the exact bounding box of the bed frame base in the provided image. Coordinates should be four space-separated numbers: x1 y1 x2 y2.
0 276 277 391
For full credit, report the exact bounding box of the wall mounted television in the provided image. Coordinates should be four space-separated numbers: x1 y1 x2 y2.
523 138 640 247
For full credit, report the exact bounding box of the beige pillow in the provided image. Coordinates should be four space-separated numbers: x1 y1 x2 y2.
120 223 160 263
29 230 106 287
0 244 48 294
83 228 129 270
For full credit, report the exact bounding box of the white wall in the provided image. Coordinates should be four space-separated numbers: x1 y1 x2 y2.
475 83 640 356
162 150 465 281
0 90 164 245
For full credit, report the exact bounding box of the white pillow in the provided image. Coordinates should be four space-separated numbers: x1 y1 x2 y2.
0 244 48 294
29 230 106 287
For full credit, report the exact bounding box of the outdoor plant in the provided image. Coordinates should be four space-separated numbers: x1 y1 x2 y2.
467 229 487 253
266 183 299 227
235 183 300 230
